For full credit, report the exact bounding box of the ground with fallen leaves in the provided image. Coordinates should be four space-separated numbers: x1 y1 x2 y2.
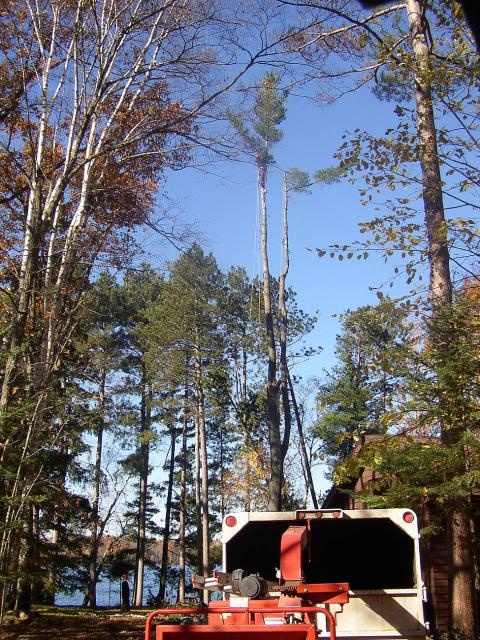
0 606 173 640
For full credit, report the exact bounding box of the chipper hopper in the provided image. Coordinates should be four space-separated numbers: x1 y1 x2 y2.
145 508 428 640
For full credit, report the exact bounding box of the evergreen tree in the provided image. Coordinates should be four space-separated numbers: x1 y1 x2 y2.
220 267 266 511
147 244 225 600
76 272 126 608
315 299 411 473
119 265 164 607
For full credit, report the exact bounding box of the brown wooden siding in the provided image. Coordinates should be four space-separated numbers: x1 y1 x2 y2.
419 509 449 634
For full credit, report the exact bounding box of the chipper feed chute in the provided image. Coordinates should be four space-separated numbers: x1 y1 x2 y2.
145 508 427 640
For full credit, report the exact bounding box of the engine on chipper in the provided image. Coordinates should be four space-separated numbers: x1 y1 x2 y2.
145 509 428 640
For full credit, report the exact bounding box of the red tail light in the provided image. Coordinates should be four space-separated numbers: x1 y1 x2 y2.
225 515 237 527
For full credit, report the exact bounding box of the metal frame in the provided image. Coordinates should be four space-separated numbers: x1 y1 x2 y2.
144 607 338 640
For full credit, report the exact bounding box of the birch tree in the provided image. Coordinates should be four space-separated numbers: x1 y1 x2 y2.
0 0 293 610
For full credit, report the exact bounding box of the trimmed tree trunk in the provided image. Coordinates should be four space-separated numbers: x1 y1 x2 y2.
279 174 292 465
259 163 281 512
241 342 253 512
406 1 476 637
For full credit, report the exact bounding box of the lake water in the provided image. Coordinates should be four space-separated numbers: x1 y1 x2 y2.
55 569 162 607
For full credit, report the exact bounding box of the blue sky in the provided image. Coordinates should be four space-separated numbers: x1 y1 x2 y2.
129 78 428 502
154 85 412 379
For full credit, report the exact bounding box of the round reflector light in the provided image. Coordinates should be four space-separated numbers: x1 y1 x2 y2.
225 515 237 527
333 511 341 519
403 511 414 523
297 511 305 519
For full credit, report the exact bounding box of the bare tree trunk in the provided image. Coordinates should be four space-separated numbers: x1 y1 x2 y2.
158 425 176 602
279 174 292 466
178 382 188 603
86 369 106 608
31 504 42 604
287 368 318 509
194 404 203 579
134 371 151 608
406 0 452 310
195 347 209 602
259 166 281 512
15 508 33 612
242 344 252 512
406 1 476 637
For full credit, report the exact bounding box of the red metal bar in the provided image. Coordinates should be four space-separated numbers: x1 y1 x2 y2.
294 583 349 604
155 624 318 640
145 607 336 640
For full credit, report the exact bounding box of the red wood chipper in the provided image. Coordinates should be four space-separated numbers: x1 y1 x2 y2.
145 509 428 640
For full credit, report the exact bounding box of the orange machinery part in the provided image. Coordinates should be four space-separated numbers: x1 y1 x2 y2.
280 526 307 582
145 608 337 640
207 585 348 626
146 524 349 640
155 624 318 640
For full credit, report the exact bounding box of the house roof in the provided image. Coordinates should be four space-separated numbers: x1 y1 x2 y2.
321 433 441 509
